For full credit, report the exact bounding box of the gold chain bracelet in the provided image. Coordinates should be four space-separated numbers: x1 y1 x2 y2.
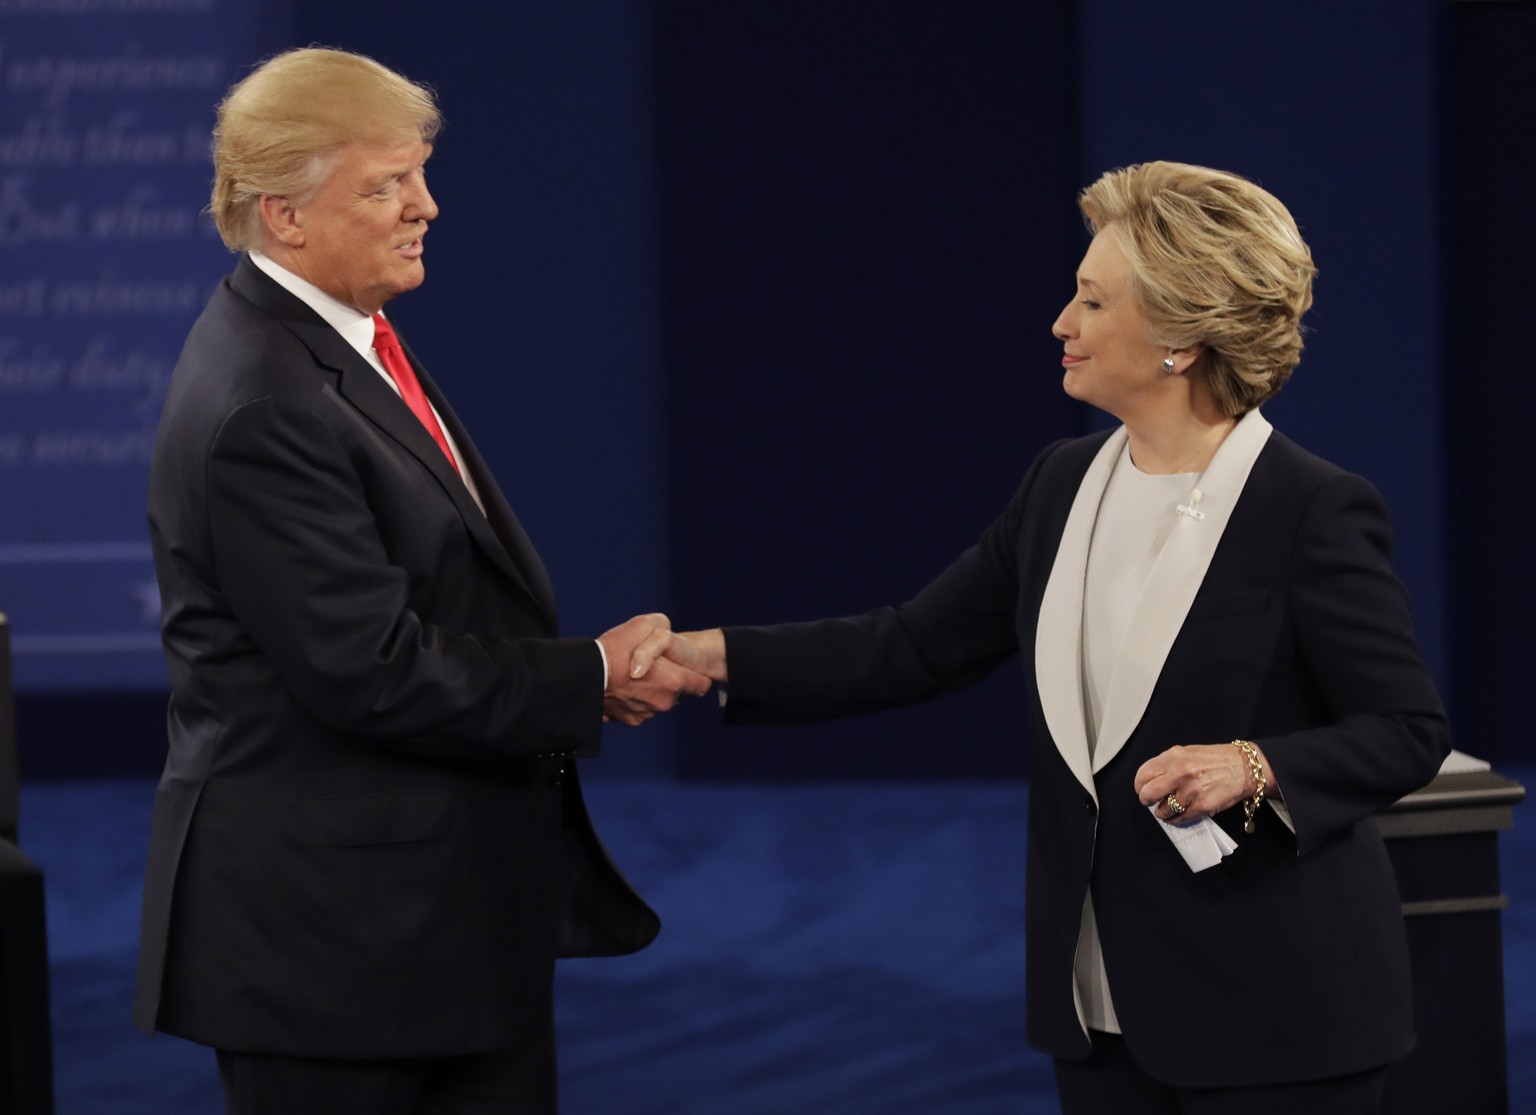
1230 739 1265 834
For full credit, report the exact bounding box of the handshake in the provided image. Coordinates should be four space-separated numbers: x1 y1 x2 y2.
597 614 728 726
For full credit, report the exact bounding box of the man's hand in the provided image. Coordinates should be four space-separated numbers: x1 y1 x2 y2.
629 627 728 684
598 614 713 726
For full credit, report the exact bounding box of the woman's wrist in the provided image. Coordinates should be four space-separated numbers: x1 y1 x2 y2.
1230 740 1269 833
680 628 730 683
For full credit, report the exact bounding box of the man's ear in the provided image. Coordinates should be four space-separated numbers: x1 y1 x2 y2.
258 195 304 248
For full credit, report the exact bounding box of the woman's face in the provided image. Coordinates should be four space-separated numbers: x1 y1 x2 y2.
1051 229 1170 420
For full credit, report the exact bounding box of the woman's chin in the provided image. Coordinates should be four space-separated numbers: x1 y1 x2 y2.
1061 371 1095 406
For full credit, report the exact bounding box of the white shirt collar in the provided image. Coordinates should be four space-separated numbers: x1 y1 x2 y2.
248 250 383 367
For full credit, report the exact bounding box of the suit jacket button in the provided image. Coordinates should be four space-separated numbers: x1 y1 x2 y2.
1084 796 1096 815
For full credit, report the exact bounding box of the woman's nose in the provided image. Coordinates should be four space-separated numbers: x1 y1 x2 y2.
1052 302 1075 340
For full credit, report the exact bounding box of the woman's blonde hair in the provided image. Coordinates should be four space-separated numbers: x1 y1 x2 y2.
1078 161 1316 417
210 47 442 251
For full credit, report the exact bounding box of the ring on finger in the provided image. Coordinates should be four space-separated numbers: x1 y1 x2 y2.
1165 793 1185 817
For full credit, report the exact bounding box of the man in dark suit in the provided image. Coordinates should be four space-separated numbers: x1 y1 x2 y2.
134 47 709 1114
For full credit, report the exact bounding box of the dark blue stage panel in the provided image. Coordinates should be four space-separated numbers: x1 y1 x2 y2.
0 0 278 691
654 2 1079 780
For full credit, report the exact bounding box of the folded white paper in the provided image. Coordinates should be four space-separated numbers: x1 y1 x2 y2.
1152 809 1238 872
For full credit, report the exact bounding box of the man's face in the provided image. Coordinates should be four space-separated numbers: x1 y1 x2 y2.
286 138 437 313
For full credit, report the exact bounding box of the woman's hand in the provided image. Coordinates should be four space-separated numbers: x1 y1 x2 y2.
1133 742 1275 825
628 627 729 684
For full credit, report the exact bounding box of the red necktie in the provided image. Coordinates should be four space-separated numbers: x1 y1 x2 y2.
371 313 460 475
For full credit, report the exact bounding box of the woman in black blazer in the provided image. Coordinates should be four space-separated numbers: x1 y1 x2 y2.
638 162 1449 1113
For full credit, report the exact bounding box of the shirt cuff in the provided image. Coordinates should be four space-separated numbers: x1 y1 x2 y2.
1267 797 1296 833
595 639 609 690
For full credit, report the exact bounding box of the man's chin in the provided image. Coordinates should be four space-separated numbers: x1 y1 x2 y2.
382 265 427 303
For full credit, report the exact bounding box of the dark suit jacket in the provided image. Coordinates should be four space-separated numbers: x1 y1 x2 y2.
134 255 657 1059
721 421 1449 1088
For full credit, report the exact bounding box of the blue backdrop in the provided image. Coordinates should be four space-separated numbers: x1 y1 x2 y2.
3 0 1530 775
1 0 285 690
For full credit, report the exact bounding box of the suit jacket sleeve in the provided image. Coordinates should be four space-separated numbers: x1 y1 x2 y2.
1251 469 1449 856
200 392 601 757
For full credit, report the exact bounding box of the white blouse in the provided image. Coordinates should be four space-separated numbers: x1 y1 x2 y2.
1074 444 1198 1034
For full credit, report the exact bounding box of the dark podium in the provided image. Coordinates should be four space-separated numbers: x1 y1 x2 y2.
1378 759 1524 1115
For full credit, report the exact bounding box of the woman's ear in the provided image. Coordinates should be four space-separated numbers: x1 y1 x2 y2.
1165 343 1206 377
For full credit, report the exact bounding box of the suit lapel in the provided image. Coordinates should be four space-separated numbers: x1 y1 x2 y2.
399 335 561 625
227 258 556 623
1035 427 1127 802
1090 409 1273 772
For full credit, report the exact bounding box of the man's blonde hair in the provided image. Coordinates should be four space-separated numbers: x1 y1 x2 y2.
1079 161 1317 417
210 47 442 251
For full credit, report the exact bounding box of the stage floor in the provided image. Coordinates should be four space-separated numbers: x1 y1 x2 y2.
20 771 1536 1114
